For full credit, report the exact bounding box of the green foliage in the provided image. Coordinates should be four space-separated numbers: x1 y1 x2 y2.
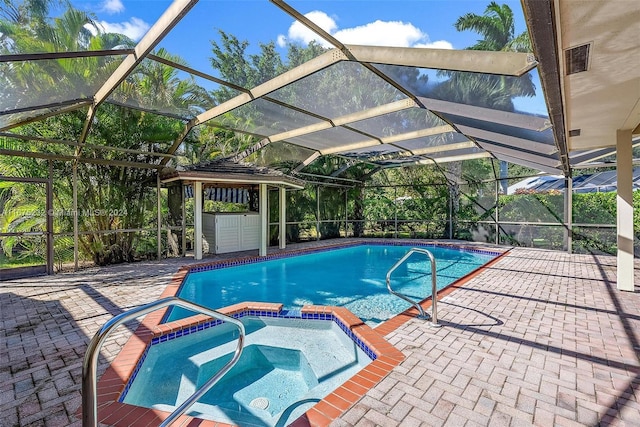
0 0 196 266
454 1 531 52
359 166 451 238
499 192 564 223
6 0 633 268
571 192 618 255
0 158 48 262
572 192 616 223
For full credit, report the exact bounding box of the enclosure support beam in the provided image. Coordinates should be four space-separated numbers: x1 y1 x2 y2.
270 99 417 146
316 186 321 241
46 161 54 275
449 187 453 240
616 129 634 291
293 152 320 173
73 161 79 271
564 177 573 253
181 184 186 257
194 181 203 261
163 49 349 164
394 187 398 239
279 188 286 249
79 0 199 147
259 184 268 256
345 45 537 76
345 189 349 238
157 173 162 261
0 149 162 170
495 179 500 245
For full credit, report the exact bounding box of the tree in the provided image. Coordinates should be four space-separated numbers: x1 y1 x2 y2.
0 154 48 264
455 1 531 52
1 0 213 265
209 30 286 102
1 4 134 113
431 2 535 237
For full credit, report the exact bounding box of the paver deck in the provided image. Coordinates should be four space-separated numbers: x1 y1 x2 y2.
1 240 639 426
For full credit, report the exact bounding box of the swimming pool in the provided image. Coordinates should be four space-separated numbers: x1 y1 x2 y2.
121 312 376 426
168 243 499 326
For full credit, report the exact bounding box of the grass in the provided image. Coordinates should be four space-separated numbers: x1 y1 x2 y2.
0 252 45 269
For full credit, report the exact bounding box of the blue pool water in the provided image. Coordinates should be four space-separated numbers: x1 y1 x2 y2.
169 244 497 326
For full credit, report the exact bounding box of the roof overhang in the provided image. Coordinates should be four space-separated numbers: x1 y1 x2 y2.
523 0 640 159
161 170 305 190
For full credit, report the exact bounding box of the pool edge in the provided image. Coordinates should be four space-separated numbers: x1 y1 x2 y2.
88 240 508 426
92 303 405 427
375 247 511 336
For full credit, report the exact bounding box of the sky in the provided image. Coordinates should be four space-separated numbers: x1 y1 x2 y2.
68 0 545 115
73 0 527 66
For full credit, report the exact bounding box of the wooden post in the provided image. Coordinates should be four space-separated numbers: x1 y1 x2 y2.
259 183 268 256
279 187 286 249
194 181 203 260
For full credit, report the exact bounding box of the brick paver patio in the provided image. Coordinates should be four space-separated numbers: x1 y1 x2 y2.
1 241 639 426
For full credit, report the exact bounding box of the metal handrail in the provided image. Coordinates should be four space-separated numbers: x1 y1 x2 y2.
386 247 440 327
82 296 245 427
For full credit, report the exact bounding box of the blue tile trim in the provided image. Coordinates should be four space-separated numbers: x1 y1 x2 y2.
118 344 150 403
184 241 501 276
163 242 501 324
119 307 377 402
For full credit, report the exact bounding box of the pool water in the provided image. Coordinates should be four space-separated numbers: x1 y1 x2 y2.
197 344 317 416
122 316 372 426
169 244 497 326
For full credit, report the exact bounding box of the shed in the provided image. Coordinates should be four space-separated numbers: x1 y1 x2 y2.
161 159 305 259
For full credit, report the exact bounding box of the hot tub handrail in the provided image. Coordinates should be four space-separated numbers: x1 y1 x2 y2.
386 247 441 327
82 296 245 427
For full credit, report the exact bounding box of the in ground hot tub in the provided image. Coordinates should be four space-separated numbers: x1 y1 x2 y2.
120 312 376 426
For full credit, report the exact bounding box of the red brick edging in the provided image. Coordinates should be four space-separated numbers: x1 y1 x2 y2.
83 242 507 426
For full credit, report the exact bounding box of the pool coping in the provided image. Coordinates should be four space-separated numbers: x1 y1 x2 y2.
90 240 509 426
162 240 506 323
92 302 405 427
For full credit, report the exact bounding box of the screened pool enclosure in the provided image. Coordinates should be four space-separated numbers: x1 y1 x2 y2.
1 0 638 290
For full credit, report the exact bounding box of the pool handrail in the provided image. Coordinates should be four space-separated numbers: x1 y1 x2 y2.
82 296 245 427
386 247 441 327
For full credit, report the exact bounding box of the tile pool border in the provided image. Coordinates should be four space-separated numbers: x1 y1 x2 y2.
92 302 405 427
161 239 506 324
91 240 509 426
119 306 381 402
183 239 504 275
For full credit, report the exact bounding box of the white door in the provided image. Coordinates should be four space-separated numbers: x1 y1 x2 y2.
215 215 241 253
241 214 261 250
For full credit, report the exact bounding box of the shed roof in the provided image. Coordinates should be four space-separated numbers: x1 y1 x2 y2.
161 159 305 189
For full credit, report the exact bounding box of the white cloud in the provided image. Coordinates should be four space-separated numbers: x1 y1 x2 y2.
334 20 424 47
414 40 454 50
101 0 124 14
277 11 453 50
86 17 151 41
278 10 337 48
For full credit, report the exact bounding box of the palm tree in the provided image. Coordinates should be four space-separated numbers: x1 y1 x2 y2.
455 1 531 53
0 155 48 265
433 1 534 109
1 5 134 114
432 2 535 236
1 0 214 265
